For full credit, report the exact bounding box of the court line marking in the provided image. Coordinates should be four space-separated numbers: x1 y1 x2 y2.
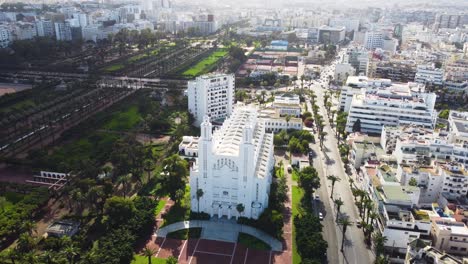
188 239 200 264
178 239 188 261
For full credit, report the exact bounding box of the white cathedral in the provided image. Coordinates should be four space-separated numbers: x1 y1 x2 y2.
187 106 275 219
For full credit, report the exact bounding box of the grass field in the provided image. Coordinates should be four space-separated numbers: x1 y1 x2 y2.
237 233 271 250
155 199 167 216
292 186 304 264
128 49 160 63
103 106 142 131
181 49 228 77
131 254 167 264
104 64 124 72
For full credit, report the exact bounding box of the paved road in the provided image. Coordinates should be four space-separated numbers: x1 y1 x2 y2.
305 60 374 264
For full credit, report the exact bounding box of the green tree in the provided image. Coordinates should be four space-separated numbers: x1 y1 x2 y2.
327 175 341 199
409 177 418 186
438 109 450 119
236 203 245 218
352 119 361 133
166 256 178 264
143 159 155 183
160 155 188 202
298 166 321 198
372 232 388 257
104 196 136 227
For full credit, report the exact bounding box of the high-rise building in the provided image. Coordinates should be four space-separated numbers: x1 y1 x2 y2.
0 24 12 48
187 73 235 127
54 21 72 41
433 13 467 31
35 20 55 37
364 31 384 50
187 106 274 219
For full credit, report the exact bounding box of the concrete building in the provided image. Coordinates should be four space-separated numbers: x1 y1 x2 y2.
13 22 37 40
329 18 359 33
35 20 55 37
345 82 437 134
187 74 235 127
334 63 356 84
415 64 444 86
272 93 301 117
54 21 72 41
318 26 345 44
431 219 468 256
433 13 467 31
405 240 464 264
0 24 13 47
339 76 392 112
258 108 303 133
268 40 288 51
364 31 384 50
342 47 370 75
188 106 274 219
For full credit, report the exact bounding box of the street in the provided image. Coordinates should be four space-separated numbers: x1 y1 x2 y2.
303 58 374 264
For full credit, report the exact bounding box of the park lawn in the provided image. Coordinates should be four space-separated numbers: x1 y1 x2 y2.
131 254 167 264
43 132 120 171
292 170 299 182
181 49 228 77
155 199 167 216
104 64 124 72
237 233 271 250
103 106 142 131
0 99 36 114
167 227 202 240
128 49 160 63
292 186 304 264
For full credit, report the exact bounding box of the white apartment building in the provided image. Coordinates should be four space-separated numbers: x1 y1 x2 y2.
272 93 301 117
13 22 37 40
342 47 370 75
345 83 437 134
431 219 468 256
334 63 356 84
448 111 468 148
187 73 235 127
328 18 359 32
54 22 72 41
339 76 392 112
258 108 303 133
35 20 55 37
364 31 384 50
414 64 444 86
188 106 274 219
0 24 12 48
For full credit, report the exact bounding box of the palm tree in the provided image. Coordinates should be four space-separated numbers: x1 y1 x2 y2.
117 174 132 198
2 248 18 264
64 244 78 264
334 198 344 221
142 246 157 264
285 115 291 129
40 250 55 264
327 175 341 199
319 131 327 150
143 159 155 183
21 220 37 236
196 189 204 213
372 232 388 257
338 217 352 252
349 178 354 188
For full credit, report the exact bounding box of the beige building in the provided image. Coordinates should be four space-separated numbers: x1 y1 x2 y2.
431 219 468 256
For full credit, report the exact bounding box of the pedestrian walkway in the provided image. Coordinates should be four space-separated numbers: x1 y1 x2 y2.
155 220 283 251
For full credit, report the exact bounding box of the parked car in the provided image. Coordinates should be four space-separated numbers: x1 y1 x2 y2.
287 165 292 173
319 212 324 220
315 194 320 200
356 219 362 228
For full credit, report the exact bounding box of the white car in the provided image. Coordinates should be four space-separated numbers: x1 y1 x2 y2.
319 212 324 220
315 194 320 200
